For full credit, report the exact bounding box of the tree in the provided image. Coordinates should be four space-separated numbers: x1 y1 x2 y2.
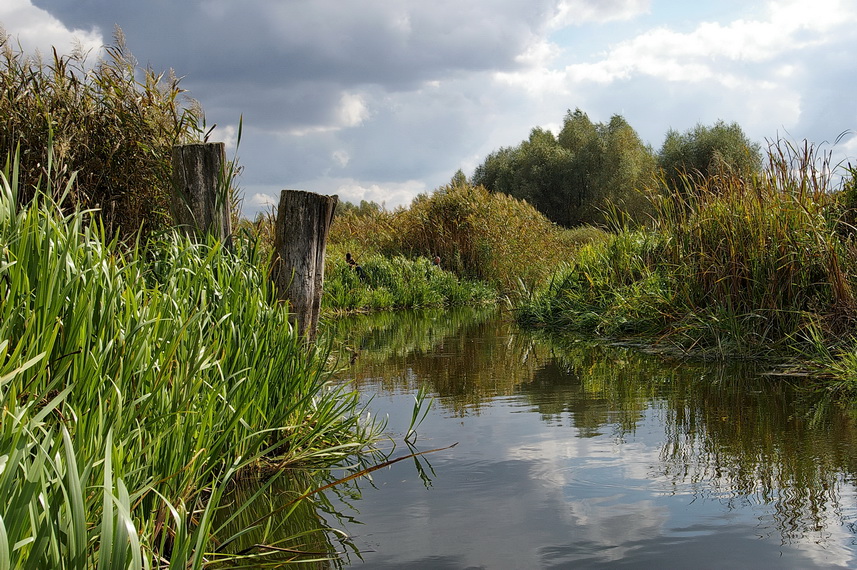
472 146 517 195
589 115 657 227
473 108 656 227
449 168 468 187
658 120 762 191
510 128 572 221
557 108 597 152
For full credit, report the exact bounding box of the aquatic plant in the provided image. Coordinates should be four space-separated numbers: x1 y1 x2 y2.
323 253 496 312
0 154 382 567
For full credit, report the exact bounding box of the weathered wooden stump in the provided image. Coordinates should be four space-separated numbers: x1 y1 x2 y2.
171 142 232 243
271 189 338 340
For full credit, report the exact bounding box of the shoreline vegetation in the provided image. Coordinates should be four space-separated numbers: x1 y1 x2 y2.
326 138 857 395
0 160 386 567
1 36 395 567
315 177 606 313
514 140 857 391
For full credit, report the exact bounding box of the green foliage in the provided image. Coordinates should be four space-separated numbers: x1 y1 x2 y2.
403 181 578 290
557 110 658 227
657 120 763 193
324 253 495 311
517 139 857 361
515 231 672 336
0 29 204 238
473 108 657 227
0 158 381 566
334 198 384 217
328 180 595 295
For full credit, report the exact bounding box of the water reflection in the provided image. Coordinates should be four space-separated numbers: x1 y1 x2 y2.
324 307 555 414
324 308 857 567
210 469 362 569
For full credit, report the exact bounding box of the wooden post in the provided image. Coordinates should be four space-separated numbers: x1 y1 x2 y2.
271 189 338 340
171 142 232 243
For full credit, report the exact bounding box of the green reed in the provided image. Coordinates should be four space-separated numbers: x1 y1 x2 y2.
0 156 382 567
0 29 204 239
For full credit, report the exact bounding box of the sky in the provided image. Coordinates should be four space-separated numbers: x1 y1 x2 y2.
1 0 856 218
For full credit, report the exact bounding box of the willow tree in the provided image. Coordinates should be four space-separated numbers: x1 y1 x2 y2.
658 120 762 192
473 108 656 227
558 111 656 226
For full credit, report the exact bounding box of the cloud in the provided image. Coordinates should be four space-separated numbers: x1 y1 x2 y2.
245 192 277 210
492 0 857 154
238 177 426 219
549 0 650 28
337 92 370 128
0 0 102 56
504 0 857 91
333 179 427 209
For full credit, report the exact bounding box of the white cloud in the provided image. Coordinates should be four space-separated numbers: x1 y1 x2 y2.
335 179 427 209
220 124 240 152
0 0 102 56
285 91 371 136
550 0 650 28
569 0 856 85
332 150 350 168
246 191 277 209
497 0 857 94
337 91 370 127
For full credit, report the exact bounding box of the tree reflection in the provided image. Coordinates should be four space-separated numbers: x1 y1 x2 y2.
526 338 857 545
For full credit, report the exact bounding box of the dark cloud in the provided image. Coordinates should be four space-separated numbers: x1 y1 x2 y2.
32 0 548 84
30 0 565 141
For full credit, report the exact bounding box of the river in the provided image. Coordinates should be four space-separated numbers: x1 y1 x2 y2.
225 307 857 568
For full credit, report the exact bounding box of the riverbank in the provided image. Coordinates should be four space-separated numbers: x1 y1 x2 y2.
514 141 857 393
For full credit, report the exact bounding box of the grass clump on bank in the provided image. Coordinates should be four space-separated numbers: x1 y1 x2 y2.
516 140 857 367
0 159 382 567
323 253 496 312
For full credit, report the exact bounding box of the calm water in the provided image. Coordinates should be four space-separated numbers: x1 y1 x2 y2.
226 308 857 568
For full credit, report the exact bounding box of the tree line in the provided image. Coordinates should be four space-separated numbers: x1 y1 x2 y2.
471 108 762 227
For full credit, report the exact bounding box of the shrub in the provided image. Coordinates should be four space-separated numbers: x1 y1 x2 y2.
328 180 594 295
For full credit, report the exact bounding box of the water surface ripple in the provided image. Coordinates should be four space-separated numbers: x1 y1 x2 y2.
320 308 857 569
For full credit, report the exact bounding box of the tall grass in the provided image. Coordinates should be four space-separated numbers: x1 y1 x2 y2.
0 28 205 238
0 156 381 566
516 139 857 359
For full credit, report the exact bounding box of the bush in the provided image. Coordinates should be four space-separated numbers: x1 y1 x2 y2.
328 180 595 295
